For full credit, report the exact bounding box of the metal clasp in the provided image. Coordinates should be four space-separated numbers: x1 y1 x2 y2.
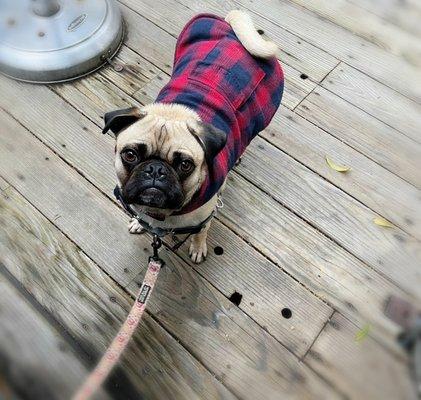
150 234 162 261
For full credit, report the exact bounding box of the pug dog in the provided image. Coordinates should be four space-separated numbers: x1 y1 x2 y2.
103 10 284 263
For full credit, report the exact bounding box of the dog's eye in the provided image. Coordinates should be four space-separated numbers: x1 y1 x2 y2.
121 149 138 163
180 160 194 173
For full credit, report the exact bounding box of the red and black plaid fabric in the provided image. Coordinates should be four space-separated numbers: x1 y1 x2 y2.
156 13 284 214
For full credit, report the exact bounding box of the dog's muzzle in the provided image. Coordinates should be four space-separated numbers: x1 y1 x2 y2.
122 159 185 209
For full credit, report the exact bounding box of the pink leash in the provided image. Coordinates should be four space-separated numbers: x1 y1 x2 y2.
72 237 164 400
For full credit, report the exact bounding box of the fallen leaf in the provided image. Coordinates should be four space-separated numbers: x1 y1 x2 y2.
373 217 395 228
355 324 370 343
325 156 351 172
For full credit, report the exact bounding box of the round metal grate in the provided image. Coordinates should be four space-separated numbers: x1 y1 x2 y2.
0 0 124 83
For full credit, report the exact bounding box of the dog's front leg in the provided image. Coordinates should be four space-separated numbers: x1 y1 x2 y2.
189 220 211 263
128 217 145 234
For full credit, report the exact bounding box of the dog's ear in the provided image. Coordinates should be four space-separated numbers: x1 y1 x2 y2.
102 107 146 136
188 122 227 166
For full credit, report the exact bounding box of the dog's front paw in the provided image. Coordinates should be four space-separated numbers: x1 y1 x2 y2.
128 218 145 234
189 239 207 264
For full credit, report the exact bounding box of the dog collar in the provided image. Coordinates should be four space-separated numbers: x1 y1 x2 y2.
113 186 215 238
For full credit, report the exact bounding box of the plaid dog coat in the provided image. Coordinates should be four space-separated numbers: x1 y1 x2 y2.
156 13 284 214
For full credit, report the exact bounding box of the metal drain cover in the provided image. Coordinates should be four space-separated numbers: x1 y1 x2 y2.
0 0 124 83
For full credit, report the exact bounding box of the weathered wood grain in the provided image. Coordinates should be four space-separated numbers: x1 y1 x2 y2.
232 0 421 102
295 86 421 189
0 184 235 400
120 4 174 75
0 88 146 287
0 268 98 400
236 137 421 299
322 63 421 144
0 108 339 400
126 255 340 400
120 0 338 82
288 0 421 67
2 74 333 357
133 72 170 104
179 220 333 356
99 45 160 96
263 105 421 239
346 0 421 38
306 313 416 400
54 73 137 122
218 173 414 353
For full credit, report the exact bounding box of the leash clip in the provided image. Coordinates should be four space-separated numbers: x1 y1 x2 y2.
151 234 162 261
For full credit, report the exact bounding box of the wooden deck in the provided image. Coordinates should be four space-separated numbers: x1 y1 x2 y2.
1 0 420 399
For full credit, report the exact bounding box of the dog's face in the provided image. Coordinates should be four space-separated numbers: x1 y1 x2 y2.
103 105 226 216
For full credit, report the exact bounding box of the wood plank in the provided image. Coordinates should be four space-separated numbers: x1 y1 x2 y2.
306 313 416 400
322 63 421 144
218 172 415 354
288 0 421 67
120 4 174 75
181 220 332 356
263 105 421 240
235 137 421 299
99 45 160 96
22 74 332 356
0 268 98 400
0 107 338 399
231 0 421 103
346 0 421 38
0 81 147 287
120 0 338 82
295 86 421 189
133 72 170 104
54 73 136 123
0 184 234 400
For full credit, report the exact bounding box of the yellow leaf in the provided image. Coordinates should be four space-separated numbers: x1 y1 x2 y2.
325 156 351 172
373 217 395 228
355 324 370 343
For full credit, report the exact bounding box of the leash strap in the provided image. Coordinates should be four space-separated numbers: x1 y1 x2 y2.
72 256 163 400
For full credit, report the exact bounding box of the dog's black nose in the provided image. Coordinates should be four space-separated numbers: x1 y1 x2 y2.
144 161 167 181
